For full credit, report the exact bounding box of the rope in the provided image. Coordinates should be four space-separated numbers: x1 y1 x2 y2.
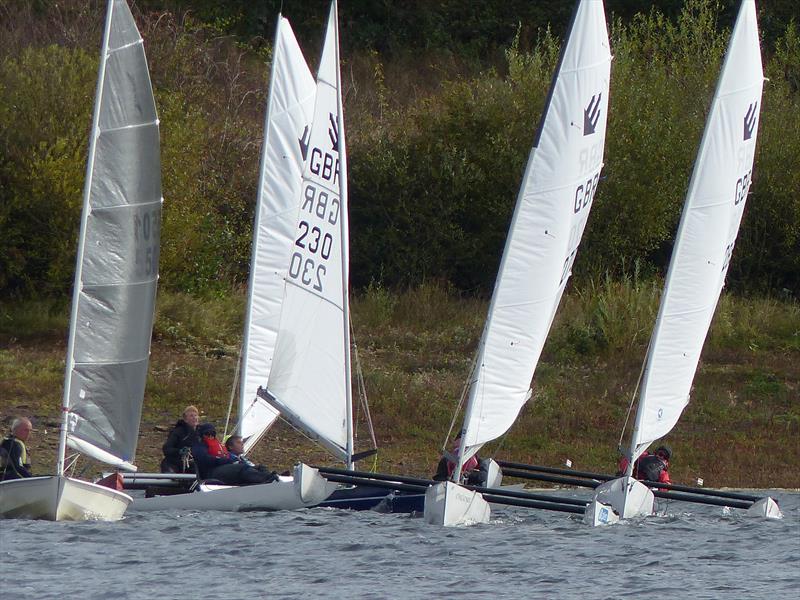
223 348 242 439
618 339 651 452
442 351 479 452
350 316 379 471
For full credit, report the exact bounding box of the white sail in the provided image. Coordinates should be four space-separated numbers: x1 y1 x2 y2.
457 0 611 467
628 0 763 460
264 1 352 463
239 17 317 452
59 0 161 472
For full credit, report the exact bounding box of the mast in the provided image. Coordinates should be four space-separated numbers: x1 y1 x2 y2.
57 0 114 477
331 0 355 469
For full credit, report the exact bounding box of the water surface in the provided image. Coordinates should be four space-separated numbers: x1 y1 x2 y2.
1 489 797 599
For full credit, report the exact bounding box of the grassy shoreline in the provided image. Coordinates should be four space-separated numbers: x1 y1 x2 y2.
1 282 798 489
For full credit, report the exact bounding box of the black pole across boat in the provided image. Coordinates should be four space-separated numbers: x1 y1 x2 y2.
496 460 762 502
317 467 589 513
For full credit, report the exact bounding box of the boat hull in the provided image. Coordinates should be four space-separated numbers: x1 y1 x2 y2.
0 476 131 521
746 496 783 519
588 476 654 523
129 463 335 512
424 481 490 526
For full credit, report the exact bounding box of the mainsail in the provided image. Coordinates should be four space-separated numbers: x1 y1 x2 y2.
627 0 764 462
455 0 611 475
59 0 161 472
263 1 353 463
239 17 317 453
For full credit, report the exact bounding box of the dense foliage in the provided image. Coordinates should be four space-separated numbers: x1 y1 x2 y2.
0 0 797 298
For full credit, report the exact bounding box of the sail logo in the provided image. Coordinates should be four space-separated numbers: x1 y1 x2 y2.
583 94 602 136
743 102 758 141
299 125 311 161
307 112 340 186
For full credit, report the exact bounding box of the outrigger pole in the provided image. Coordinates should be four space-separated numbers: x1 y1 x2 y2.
496 460 765 506
316 467 587 514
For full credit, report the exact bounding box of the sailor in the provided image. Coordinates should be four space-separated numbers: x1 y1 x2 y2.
160 405 200 473
192 424 276 485
0 417 33 480
636 446 672 484
225 435 256 467
432 437 484 485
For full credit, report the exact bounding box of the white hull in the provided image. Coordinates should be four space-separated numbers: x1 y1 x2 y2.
587 476 654 525
424 481 490 527
0 476 131 521
129 463 335 512
746 496 783 519
584 499 620 526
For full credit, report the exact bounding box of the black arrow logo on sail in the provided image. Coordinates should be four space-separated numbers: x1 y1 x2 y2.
743 102 757 141
583 93 601 136
298 125 310 161
328 113 339 151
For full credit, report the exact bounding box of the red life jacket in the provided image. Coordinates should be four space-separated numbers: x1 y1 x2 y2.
203 437 229 459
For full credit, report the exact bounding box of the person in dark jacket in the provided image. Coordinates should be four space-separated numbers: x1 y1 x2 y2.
1 417 33 480
636 446 671 484
617 445 672 485
192 424 276 485
160 405 200 473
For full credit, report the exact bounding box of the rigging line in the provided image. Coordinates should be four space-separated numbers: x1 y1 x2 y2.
443 351 479 451
618 337 651 452
223 347 243 439
350 316 377 451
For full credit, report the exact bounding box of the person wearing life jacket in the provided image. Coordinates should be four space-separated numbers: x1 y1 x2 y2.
432 437 483 484
636 446 671 485
0 417 33 480
160 405 200 473
616 446 671 485
192 424 276 485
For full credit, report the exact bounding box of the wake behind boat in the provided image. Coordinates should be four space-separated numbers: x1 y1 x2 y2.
0 0 162 522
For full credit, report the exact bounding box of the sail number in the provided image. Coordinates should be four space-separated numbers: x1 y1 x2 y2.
288 183 340 294
734 169 751 206
574 172 600 214
133 208 160 277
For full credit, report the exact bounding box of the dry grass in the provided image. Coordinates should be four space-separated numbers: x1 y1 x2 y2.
1 284 798 487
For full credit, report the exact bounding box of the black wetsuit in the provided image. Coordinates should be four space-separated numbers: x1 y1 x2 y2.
0 435 32 480
161 420 199 473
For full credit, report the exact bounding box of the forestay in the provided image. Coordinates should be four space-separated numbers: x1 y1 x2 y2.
61 0 161 471
239 17 317 453
628 0 764 461
457 0 611 469
264 2 352 463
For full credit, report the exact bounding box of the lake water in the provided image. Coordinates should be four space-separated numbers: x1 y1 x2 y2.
1 489 798 599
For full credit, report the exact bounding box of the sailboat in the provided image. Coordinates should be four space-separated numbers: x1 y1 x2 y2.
258 0 379 475
0 0 161 521
424 0 612 527
129 4 347 513
587 0 781 525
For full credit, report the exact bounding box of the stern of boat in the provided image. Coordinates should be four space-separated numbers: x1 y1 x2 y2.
591 476 653 521
423 481 490 527
294 463 337 506
746 496 783 519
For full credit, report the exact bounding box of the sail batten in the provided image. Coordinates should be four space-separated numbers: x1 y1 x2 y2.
628 0 763 459
455 1 611 469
